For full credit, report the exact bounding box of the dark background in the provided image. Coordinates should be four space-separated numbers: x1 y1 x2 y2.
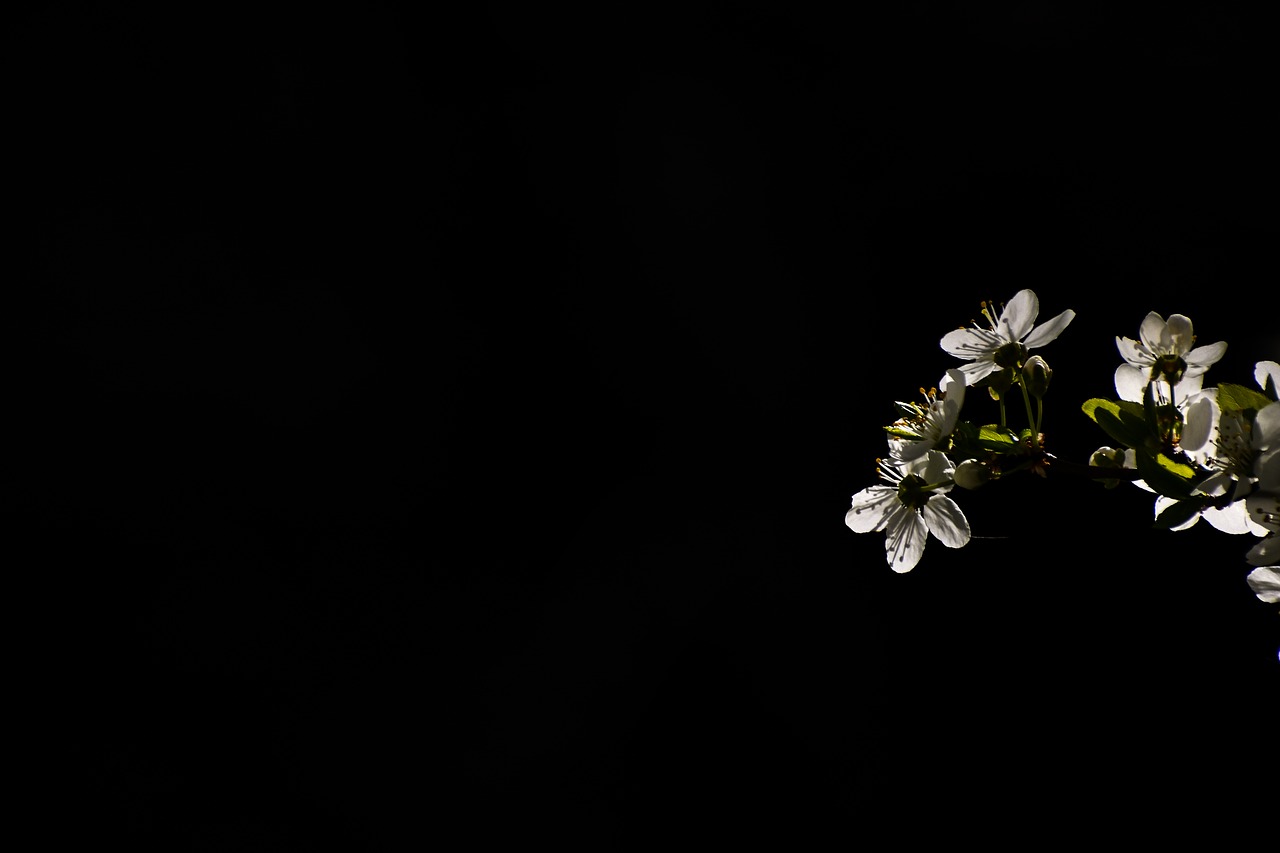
8 3 1278 848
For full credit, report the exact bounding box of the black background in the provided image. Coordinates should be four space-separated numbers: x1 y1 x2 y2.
8 3 1279 848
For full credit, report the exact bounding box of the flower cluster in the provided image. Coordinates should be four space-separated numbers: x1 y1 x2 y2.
845 290 1280 645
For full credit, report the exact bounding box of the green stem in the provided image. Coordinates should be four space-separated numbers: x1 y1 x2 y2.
1019 378 1037 433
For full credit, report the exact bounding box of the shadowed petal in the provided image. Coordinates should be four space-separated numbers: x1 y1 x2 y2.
1253 402 1280 454
956 359 999 384
892 440 931 462
1155 494 1200 531
1180 393 1217 453
921 449 955 485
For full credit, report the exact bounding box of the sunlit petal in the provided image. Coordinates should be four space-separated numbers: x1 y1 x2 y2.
1138 312 1170 354
1114 364 1147 402
1202 502 1253 535
885 510 927 573
1166 314 1195 354
846 486 899 533
999 289 1039 342
1246 564 1280 601
1022 308 1076 349
1184 340 1227 376
922 496 971 548
940 328 993 360
1115 336 1150 369
1254 360 1280 393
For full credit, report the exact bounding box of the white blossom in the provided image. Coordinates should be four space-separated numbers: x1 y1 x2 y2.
886 369 967 462
1114 311 1226 404
846 450 971 573
939 290 1075 384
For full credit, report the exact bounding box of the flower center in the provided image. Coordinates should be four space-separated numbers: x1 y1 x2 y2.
1150 354 1187 386
993 341 1028 370
896 473 932 512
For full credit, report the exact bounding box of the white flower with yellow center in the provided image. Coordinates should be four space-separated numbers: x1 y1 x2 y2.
939 290 1076 384
1114 311 1227 404
846 449 971 573
885 369 967 463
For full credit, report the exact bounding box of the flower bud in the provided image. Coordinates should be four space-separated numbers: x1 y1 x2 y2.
1089 446 1126 489
1022 355 1052 399
1089 446 1125 469
952 458 991 490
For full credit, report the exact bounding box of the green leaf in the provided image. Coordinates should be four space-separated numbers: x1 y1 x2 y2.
976 425 1017 451
1132 448 1195 499
1081 398 1110 423
1087 400 1151 450
1115 400 1147 420
1154 453 1196 480
1217 382 1272 417
1153 497 1206 530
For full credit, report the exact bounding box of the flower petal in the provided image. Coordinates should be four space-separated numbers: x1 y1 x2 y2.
1114 364 1147 402
885 509 927 572
1180 393 1217 453
1138 312 1171 354
1202 502 1253 535
1115 336 1151 370
1245 564 1280 602
1252 450 1280 499
891 439 931 463
1169 372 1203 400
921 449 955 487
1253 402 1280 455
940 327 997 360
998 289 1039 342
922 495 970 548
958 359 1000 384
1155 494 1200 531
1254 360 1280 393
1165 314 1195 355
1183 340 1227 376
846 486 899 533
1022 308 1076 350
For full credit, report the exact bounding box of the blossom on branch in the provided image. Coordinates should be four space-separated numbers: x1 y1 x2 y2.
1114 311 1226 404
885 369 967 463
939 289 1076 384
846 450 971 573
